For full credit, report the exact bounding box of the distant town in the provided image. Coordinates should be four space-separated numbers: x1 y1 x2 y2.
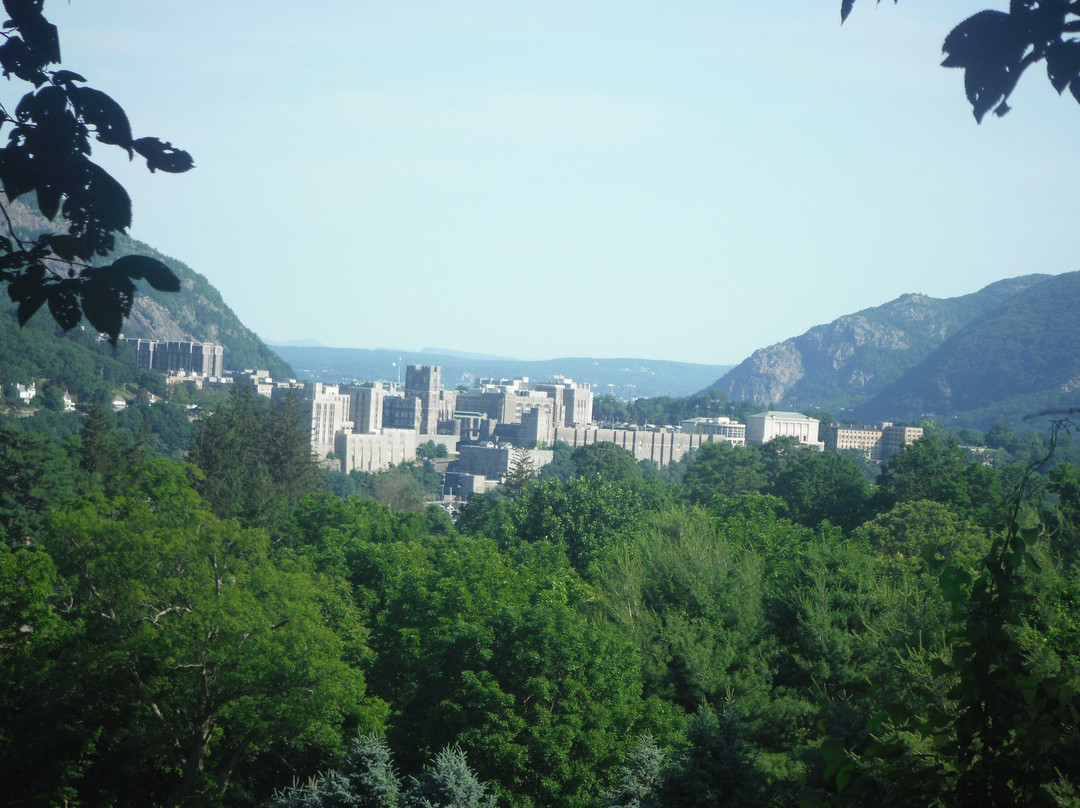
133 337 923 498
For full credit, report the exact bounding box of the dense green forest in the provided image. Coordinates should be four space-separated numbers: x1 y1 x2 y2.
4 375 1080 807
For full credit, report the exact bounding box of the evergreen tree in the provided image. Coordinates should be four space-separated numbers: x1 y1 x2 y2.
190 384 323 528
402 746 495 808
0 426 77 545
654 705 763 808
270 387 325 503
502 446 536 497
272 735 401 808
78 403 124 490
596 737 665 808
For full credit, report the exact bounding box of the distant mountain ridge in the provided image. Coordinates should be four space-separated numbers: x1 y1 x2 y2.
271 345 731 400
709 273 1077 428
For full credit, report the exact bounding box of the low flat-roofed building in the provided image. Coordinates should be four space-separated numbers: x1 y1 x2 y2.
680 417 746 445
745 411 823 449
832 421 923 461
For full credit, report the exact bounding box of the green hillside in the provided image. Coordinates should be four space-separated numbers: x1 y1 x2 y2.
710 275 1049 410
855 271 1080 428
0 304 159 406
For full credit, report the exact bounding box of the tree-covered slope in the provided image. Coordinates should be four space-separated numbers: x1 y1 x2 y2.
4 200 292 378
854 271 1080 428
708 275 1048 409
0 304 160 405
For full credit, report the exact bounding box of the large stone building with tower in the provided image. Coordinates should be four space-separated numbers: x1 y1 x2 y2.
291 364 924 496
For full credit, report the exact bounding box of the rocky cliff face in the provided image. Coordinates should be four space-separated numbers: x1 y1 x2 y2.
124 295 190 341
710 277 1049 409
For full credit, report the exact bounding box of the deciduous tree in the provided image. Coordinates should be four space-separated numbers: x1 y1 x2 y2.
42 460 374 806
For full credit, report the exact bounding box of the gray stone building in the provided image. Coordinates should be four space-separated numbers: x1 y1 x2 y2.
405 364 441 434
132 338 224 377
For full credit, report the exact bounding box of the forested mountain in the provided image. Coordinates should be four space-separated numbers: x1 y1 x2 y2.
708 274 1070 425
855 271 1080 427
4 200 291 378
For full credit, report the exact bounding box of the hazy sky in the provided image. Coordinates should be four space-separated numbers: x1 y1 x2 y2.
33 2 1079 364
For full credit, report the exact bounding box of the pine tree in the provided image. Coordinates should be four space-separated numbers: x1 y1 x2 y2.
401 746 495 808
269 387 325 503
655 705 763 808
502 447 536 497
79 403 124 489
596 737 666 808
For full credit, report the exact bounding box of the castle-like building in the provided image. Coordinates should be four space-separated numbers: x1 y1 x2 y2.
300 367 599 479
293 367 923 496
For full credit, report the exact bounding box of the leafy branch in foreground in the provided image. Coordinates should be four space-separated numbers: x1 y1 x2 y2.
0 0 193 340
842 1 1080 122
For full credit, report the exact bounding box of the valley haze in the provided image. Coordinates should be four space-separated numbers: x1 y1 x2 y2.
39 2 1080 366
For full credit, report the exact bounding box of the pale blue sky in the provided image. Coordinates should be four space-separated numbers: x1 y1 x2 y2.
33 2 1080 364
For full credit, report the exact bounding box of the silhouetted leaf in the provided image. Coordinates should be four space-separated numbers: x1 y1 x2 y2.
17 14 58 66
1046 40 1080 95
50 69 85 86
81 273 133 339
840 0 897 25
16 286 46 325
69 160 132 232
36 182 60 220
942 11 1025 122
964 62 1011 122
47 233 83 261
71 86 133 152
47 281 81 330
0 36 45 84
942 12 1015 68
6 262 43 302
0 145 35 200
4 1 59 62
110 254 180 291
0 248 32 272
133 137 194 173
20 82 67 122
